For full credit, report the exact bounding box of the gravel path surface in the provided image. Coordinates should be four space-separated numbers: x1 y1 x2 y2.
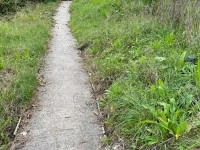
20 1 102 149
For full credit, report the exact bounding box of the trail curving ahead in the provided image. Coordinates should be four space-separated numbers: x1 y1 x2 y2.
20 1 102 150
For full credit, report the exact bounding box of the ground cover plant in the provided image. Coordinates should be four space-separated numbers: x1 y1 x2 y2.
0 0 57 14
70 0 200 149
0 2 57 148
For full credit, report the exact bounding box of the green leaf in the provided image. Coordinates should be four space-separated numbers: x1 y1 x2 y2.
196 59 200 88
138 120 158 127
169 98 177 113
168 120 178 133
171 110 181 122
159 126 168 139
179 51 187 69
156 110 167 121
158 102 170 115
145 136 159 145
175 121 191 139
0 56 3 70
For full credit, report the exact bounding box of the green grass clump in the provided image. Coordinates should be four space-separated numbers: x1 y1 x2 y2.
70 0 200 149
0 2 57 148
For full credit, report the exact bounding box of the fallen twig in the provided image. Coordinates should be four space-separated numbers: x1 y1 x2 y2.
13 117 21 136
114 131 125 149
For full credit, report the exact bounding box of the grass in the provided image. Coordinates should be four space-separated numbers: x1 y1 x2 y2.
70 0 200 149
0 2 58 148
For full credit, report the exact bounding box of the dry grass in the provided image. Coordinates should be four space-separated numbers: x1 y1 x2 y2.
154 0 200 46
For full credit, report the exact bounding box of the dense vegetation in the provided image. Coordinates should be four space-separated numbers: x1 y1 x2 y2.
0 2 57 149
0 0 56 14
70 0 200 149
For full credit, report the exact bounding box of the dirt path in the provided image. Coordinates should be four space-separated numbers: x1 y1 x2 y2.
20 1 102 150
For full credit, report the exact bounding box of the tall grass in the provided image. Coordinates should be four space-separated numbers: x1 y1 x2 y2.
70 0 200 149
0 2 57 148
153 0 200 47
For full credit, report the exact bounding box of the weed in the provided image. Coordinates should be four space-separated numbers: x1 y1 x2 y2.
70 0 200 149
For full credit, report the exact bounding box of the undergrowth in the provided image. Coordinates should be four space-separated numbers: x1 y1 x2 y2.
0 0 57 14
0 2 57 148
70 0 200 149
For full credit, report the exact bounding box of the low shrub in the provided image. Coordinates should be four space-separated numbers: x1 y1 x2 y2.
0 0 57 14
0 0 26 14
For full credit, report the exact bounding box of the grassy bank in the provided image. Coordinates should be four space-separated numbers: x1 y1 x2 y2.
0 2 58 148
70 0 200 149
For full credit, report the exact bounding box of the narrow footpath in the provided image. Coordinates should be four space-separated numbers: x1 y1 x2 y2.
20 1 102 150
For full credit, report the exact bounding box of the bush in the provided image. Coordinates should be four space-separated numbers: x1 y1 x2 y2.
0 0 57 14
0 0 26 14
